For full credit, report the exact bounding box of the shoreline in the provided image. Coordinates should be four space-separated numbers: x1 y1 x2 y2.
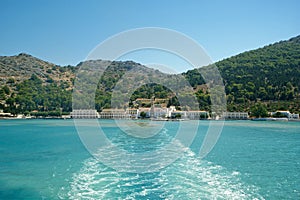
1 117 300 123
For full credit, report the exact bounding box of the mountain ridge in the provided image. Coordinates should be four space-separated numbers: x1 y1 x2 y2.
1 35 300 114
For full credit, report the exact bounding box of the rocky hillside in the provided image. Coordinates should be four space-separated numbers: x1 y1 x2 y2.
0 53 75 88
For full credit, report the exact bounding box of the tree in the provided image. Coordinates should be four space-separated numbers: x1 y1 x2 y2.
30 74 42 84
172 113 181 119
2 85 10 95
250 103 268 118
6 78 15 84
140 111 147 118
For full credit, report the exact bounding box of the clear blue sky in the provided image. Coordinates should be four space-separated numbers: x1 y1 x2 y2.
1 0 300 71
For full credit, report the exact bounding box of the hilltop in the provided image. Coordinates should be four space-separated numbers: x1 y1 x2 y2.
0 53 75 88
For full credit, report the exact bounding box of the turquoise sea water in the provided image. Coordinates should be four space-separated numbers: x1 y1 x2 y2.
0 119 299 199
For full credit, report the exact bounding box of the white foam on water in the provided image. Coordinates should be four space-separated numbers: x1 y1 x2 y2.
62 128 265 200
156 150 264 200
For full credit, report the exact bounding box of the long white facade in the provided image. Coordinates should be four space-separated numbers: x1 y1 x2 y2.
222 112 249 119
71 109 99 119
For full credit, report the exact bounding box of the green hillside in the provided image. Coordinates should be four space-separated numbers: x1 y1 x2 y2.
0 54 75 115
1 35 300 116
184 35 300 113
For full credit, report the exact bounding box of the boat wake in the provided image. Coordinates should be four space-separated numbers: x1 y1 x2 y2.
59 127 264 199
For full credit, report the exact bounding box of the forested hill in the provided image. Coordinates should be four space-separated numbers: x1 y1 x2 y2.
0 53 76 115
184 35 300 112
0 35 300 115
217 35 300 101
